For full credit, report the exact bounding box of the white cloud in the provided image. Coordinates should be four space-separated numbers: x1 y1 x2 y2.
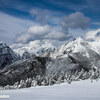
11 40 40 49
28 40 41 48
85 29 100 41
15 24 72 44
15 25 52 43
28 25 51 35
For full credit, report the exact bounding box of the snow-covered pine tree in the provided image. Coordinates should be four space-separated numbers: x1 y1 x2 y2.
4 85 10 90
25 78 32 87
31 79 38 87
13 81 19 89
18 80 26 88
36 75 43 86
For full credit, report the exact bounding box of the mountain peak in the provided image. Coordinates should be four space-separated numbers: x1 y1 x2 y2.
0 43 19 69
74 37 85 43
13 40 56 57
50 37 89 58
0 42 7 48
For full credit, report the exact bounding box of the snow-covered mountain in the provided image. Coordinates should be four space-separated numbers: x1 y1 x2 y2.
0 37 100 88
47 37 100 75
12 40 56 57
88 40 100 55
50 37 100 58
0 42 19 69
12 37 100 59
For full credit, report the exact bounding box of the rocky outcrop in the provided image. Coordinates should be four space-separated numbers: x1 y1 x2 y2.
0 57 47 86
0 42 19 69
22 51 36 59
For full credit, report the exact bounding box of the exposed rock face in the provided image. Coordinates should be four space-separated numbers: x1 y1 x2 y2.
0 43 19 69
0 57 47 86
46 57 80 76
22 51 36 59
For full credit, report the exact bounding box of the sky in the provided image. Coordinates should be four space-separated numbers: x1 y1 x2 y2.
0 0 100 47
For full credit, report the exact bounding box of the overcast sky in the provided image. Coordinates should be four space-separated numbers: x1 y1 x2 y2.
0 0 100 46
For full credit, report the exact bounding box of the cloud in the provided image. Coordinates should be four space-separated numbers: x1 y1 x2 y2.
44 31 72 41
29 9 50 24
0 11 89 48
11 40 40 49
92 22 100 26
15 24 72 44
45 31 66 39
61 12 90 31
15 12 89 46
29 8 61 25
15 25 52 43
85 29 100 41
0 12 35 45
28 25 51 35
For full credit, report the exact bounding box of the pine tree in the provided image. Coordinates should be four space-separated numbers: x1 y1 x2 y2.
13 81 19 89
18 80 25 88
25 78 32 87
31 79 37 87
4 85 10 90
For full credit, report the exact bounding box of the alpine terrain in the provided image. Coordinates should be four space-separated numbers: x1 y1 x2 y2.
0 37 100 89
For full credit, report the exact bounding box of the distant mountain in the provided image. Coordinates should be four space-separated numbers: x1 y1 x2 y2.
13 41 56 58
0 42 19 69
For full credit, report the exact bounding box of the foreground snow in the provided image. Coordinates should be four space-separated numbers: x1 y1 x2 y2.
0 80 100 100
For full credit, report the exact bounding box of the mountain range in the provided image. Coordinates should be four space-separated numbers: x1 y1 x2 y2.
0 37 100 88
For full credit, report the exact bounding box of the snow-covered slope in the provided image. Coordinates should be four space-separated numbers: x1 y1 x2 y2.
12 37 100 60
89 40 100 55
0 80 100 100
50 37 92 58
0 42 19 69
